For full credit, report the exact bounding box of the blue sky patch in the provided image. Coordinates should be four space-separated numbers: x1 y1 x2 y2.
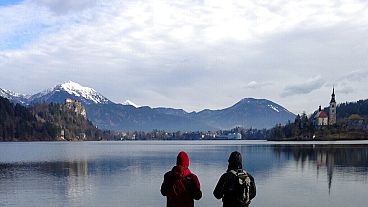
0 33 33 51
0 0 23 7
0 24 48 51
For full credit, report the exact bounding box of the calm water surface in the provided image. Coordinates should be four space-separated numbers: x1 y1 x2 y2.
0 140 367 207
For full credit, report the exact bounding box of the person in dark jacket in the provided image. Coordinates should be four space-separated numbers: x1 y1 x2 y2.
161 151 202 207
214 151 256 207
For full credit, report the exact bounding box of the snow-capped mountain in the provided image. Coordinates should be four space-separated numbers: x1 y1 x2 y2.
0 88 29 105
1 81 296 131
87 97 296 131
28 81 112 105
192 98 296 129
122 100 140 108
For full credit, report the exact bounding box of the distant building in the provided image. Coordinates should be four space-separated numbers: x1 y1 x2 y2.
314 106 328 126
329 87 337 125
314 87 337 126
60 129 65 140
65 98 74 103
215 133 242 140
228 133 242 140
64 98 87 118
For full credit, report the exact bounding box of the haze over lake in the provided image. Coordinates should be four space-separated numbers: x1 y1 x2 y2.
1 141 367 207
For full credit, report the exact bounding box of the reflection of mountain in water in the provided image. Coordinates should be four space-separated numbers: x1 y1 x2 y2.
273 144 368 193
0 145 287 204
1 143 368 206
0 161 92 203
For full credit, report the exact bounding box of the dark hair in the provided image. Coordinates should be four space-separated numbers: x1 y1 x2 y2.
227 151 243 171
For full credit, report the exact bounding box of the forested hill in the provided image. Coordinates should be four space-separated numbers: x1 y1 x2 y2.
0 97 102 141
320 99 368 119
268 98 368 141
335 99 368 119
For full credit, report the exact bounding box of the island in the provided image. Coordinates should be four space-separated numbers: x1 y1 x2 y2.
268 88 368 141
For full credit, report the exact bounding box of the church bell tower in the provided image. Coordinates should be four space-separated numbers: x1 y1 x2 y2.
329 87 336 125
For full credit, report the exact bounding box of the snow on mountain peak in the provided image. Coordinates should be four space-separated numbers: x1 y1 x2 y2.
0 88 29 104
61 80 85 89
122 100 140 108
0 88 24 98
0 88 12 98
60 81 95 95
55 81 110 104
268 104 280 112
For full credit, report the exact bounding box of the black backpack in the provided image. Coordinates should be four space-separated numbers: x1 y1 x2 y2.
228 169 255 206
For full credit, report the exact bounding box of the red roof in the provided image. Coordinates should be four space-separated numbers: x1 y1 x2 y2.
318 111 328 118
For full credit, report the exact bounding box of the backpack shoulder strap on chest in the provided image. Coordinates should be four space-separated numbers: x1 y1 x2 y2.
230 169 248 176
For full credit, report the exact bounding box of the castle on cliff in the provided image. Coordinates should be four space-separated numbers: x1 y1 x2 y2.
64 98 87 118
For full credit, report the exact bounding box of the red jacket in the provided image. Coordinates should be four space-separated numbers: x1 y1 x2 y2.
161 165 202 207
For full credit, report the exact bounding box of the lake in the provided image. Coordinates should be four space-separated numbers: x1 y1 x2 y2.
1 140 368 207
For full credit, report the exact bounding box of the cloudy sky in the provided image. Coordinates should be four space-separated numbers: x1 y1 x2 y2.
0 0 367 114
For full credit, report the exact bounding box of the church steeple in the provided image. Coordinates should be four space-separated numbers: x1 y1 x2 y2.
330 87 336 103
329 87 336 125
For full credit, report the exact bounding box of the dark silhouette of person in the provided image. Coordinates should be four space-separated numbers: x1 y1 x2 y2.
161 151 202 207
214 151 256 207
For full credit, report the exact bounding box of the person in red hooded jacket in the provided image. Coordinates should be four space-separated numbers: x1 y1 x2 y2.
161 151 202 207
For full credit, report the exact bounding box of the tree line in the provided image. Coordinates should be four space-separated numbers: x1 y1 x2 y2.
269 99 368 140
1 97 367 141
0 97 106 141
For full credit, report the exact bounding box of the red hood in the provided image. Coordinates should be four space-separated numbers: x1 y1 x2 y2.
172 165 191 177
177 151 190 167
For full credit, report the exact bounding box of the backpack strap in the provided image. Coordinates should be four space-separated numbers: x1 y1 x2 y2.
230 169 248 176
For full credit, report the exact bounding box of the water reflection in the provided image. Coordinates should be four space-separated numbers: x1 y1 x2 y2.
66 161 89 200
273 145 368 193
0 142 367 207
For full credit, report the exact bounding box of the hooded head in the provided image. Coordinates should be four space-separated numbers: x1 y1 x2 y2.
177 151 190 168
228 151 243 171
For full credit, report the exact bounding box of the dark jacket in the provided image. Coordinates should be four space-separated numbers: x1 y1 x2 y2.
213 170 256 207
213 151 256 207
161 165 202 207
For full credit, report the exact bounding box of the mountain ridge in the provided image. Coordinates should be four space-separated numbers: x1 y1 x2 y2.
28 81 112 105
0 81 296 131
0 88 29 105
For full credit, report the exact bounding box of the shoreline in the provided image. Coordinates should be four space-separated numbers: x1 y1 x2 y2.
1 139 368 145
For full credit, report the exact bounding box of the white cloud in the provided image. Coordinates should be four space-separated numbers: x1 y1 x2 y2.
280 76 326 97
245 81 272 89
246 81 258 89
339 70 368 82
322 70 368 95
29 0 100 14
0 0 368 113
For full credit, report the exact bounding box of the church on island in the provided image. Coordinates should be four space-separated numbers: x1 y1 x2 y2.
314 88 337 126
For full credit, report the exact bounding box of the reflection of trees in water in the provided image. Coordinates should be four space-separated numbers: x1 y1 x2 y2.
273 145 368 193
2 144 367 201
0 157 161 205
0 160 91 205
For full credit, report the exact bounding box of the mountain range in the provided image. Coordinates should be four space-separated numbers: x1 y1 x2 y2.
0 81 296 131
